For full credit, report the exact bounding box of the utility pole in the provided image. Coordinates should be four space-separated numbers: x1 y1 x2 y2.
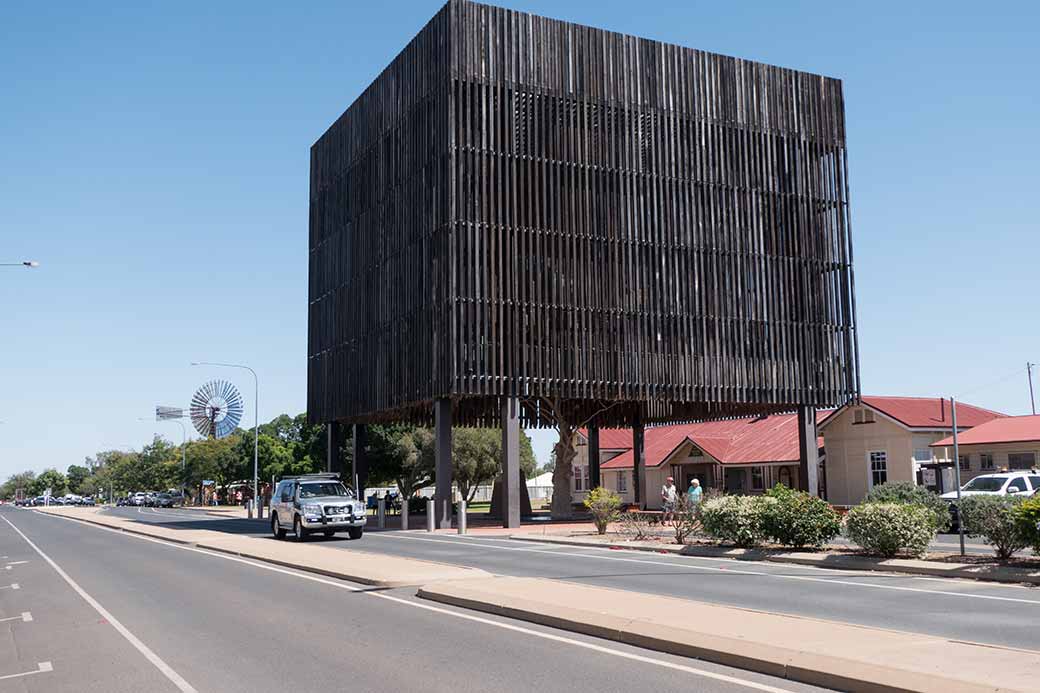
951 397 965 557
1028 362 1036 416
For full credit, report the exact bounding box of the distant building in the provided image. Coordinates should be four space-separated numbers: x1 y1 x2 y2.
568 395 1011 509
572 412 827 509
930 414 1040 484
819 396 1005 506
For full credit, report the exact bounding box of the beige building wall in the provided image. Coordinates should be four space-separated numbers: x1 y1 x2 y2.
932 441 1040 483
822 407 916 506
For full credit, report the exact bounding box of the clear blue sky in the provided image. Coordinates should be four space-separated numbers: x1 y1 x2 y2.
2 0 1038 478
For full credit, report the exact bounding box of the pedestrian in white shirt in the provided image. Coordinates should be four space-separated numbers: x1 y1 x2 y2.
661 476 678 522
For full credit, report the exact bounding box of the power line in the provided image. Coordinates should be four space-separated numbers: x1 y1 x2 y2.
956 363 1037 400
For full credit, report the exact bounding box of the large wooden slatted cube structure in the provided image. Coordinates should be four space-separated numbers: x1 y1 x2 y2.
309 0 859 526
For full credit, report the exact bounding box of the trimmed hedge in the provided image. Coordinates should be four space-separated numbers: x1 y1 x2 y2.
844 503 936 558
864 481 950 532
699 495 773 548
958 495 1028 559
1013 496 1040 555
761 484 842 548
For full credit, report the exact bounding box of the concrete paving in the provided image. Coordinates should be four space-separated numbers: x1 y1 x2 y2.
88 506 1040 650
420 575 1040 693
0 506 828 693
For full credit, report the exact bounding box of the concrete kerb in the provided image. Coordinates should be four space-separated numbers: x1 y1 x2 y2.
32 507 488 588
418 576 1040 693
509 534 1040 586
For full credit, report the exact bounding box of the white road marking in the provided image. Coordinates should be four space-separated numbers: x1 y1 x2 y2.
5 560 28 565
372 533 1040 605
1 515 198 693
0 612 32 623
0 661 52 681
0 583 19 590
35 511 800 693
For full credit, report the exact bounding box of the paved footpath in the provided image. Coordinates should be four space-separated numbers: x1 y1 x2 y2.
0 506 828 693
102 506 1040 651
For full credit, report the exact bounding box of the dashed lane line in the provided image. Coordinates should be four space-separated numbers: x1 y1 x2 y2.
1 515 198 693
0 661 52 681
34 508 802 693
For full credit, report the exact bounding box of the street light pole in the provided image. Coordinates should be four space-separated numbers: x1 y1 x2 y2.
192 361 259 516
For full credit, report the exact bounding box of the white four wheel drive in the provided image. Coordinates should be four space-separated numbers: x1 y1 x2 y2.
270 474 366 542
941 471 1040 501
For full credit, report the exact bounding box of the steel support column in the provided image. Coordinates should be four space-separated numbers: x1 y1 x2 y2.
501 397 521 529
588 426 601 490
633 414 646 508
797 406 819 496
326 422 342 475
352 423 368 500
434 398 453 529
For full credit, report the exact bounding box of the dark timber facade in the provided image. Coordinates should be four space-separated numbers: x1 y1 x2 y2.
308 0 859 522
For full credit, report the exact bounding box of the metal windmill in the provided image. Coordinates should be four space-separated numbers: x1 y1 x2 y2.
189 379 244 439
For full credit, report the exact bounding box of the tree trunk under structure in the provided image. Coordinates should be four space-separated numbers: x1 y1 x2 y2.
551 422 577 519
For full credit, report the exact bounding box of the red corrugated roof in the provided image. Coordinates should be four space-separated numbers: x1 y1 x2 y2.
931 415 1040 447
858 396 1005 429
599 410 829 470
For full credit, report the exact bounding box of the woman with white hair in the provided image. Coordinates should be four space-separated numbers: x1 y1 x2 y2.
687 478 702 505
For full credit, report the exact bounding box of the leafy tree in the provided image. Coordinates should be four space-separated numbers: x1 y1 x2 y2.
392 428 435 499
453 428 500 502
182 435 243 501
66 464 91 494
0 471 36 500
31 468 67 496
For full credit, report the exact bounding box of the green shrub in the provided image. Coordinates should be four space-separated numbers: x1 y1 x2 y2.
583 487 623 535
958 495 1028 559
864 481 951 532
761 484 842 548
699 495 773 548
844 503 936 558
1012 496 1040 554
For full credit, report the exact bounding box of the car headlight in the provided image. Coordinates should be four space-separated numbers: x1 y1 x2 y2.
302 504 323 516
354 503 365 515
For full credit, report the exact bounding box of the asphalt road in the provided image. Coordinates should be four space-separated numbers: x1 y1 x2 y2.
0 506 831 693
100 506 1040 651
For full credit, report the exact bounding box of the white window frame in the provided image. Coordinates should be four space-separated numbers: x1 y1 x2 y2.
617 471 628 493
913 448 932 463
980 454 995 470
868 450 888 488
959 455 971 472
573 466 583 492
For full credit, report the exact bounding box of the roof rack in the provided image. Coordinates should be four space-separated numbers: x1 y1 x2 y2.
282 473 341 481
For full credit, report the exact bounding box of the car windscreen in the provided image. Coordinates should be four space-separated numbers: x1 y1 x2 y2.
961 477 1006 492
299 483 352 499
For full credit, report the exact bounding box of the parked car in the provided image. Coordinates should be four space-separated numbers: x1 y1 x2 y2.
942 472 1040 529
154 493 175 508
130 492 148 506
270 474 366 541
